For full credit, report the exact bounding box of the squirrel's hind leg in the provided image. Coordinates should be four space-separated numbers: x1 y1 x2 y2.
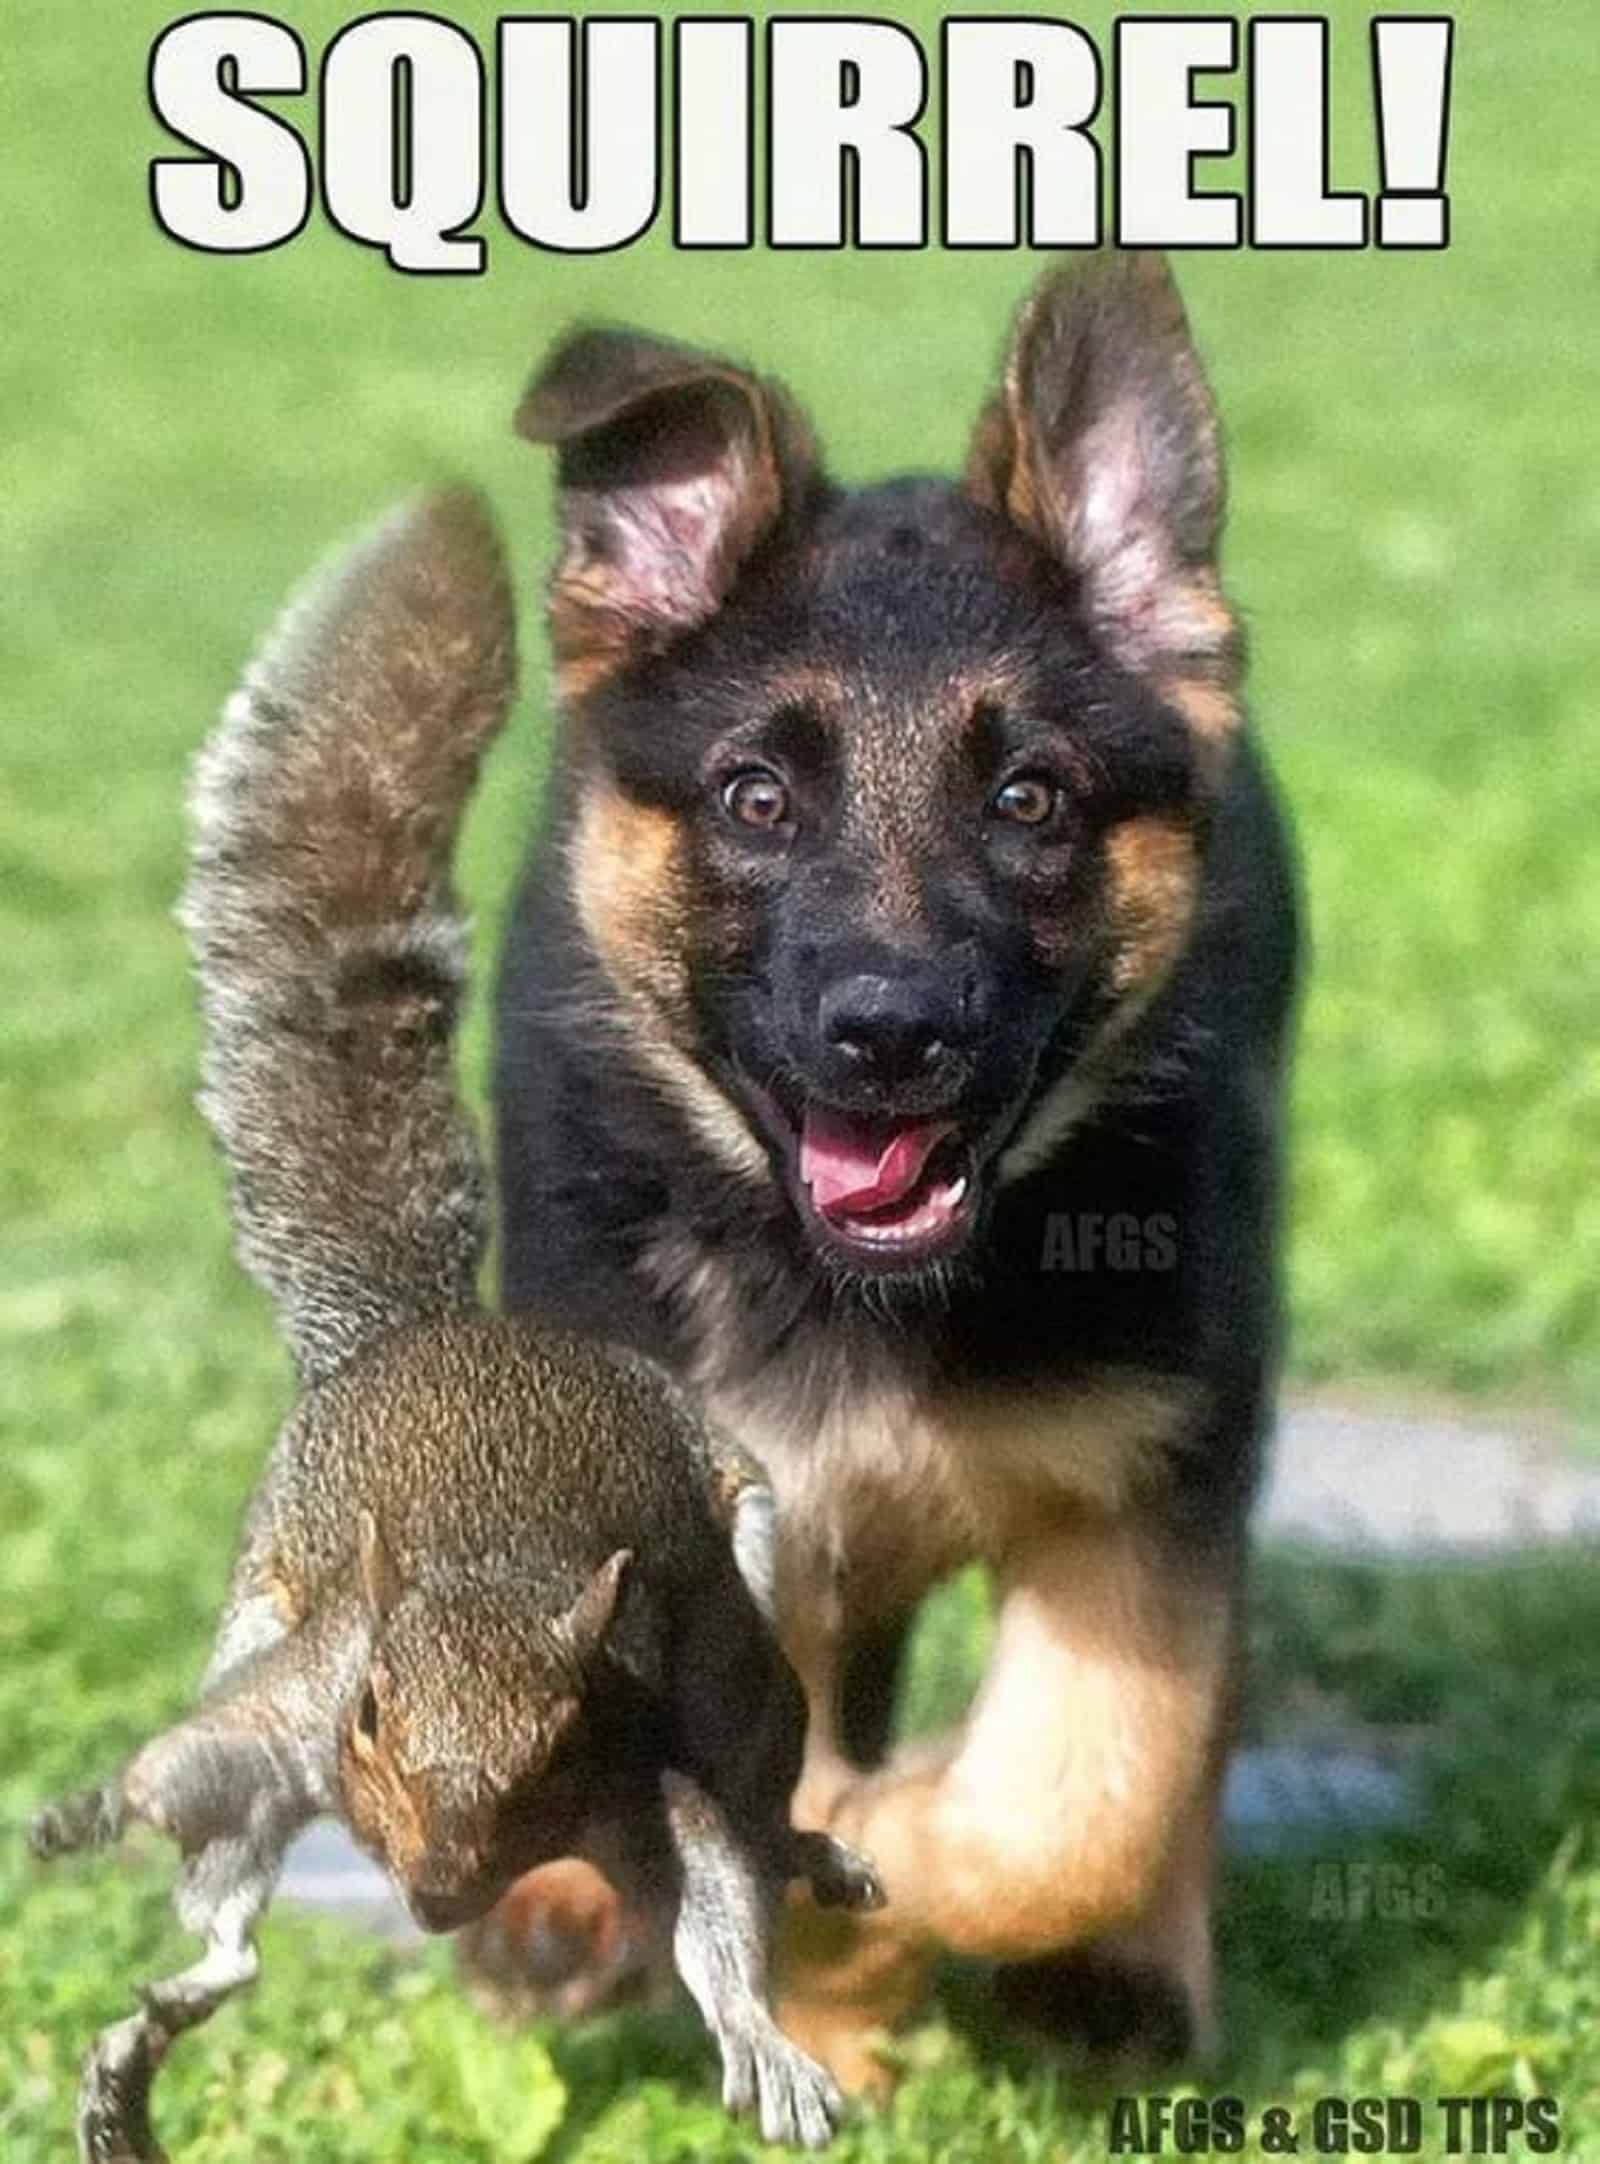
65 1643 338 2162
77 1876 263 2164
74 1755 315 2164
660 1769 844 2151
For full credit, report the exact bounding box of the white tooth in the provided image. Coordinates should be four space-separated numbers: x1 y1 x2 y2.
946 1178 968 1207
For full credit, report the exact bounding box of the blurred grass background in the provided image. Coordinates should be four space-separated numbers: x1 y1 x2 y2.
4 2 1600 2158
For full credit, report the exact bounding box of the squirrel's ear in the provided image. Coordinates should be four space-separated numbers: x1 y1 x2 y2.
556 1548 633 1667
516 328 820 696
358 1510 402 1622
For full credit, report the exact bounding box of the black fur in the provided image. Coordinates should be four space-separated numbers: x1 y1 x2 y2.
493 253 1301 2055
495 479 1298 1516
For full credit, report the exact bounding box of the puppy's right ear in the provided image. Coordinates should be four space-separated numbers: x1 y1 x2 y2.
516 330 821 695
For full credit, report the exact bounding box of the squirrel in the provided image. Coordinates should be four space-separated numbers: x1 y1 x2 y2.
29 490 881 2162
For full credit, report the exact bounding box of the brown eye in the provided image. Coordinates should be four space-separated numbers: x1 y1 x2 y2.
722 768 791 831
991 774 1059 827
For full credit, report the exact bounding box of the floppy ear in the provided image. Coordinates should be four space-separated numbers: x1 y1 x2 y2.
966 252 1239 696
516 330 821 694
554 1548 633 1668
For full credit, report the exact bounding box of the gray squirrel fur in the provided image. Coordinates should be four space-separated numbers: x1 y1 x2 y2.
30 490 880 2162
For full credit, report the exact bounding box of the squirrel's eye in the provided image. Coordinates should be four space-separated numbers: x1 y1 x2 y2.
722 767 791 832
354 1685 380 1747
989 774 1060 828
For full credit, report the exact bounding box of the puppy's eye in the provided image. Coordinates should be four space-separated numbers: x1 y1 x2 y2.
353 1685 381 1750
990 774 1060 828
722 767 792 831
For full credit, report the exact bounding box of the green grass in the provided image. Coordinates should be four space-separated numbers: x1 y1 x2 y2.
8 1557 1600 2160
5 2 1599 2158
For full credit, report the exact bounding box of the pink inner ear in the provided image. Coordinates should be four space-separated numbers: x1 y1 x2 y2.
1059 403 1223 667
1057 404 1165 654
1070 404 1150 565
601 466 747 631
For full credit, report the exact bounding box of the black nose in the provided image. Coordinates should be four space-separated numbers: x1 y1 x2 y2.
818 971 962 1091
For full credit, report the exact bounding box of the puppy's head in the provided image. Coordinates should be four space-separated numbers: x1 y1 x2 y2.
520 254 1241 1283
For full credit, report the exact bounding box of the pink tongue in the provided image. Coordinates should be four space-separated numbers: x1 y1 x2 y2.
799 1109 956 1219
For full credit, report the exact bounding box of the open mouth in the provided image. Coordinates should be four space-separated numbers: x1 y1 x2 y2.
792 1104 978 1267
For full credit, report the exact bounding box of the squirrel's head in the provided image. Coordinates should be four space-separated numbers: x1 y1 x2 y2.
338 1514 631 1932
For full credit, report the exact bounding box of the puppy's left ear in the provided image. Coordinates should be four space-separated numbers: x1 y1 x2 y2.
517 330 821 695
966 252 1239 704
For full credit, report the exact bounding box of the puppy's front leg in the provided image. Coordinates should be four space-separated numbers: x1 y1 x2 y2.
779 1513 1236 2088
765 1523 947 2099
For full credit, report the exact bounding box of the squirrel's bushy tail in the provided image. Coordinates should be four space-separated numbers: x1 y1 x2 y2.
181 491 517 1384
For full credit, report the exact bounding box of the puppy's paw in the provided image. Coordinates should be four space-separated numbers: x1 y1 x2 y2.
993 1947 1198 2065
788 1828 886 1913
457 1859 669 2022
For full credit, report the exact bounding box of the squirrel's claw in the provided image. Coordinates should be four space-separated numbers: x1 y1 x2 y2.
739 2020 845 2150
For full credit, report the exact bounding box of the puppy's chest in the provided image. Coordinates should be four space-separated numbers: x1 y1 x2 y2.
706 1363 1195 1602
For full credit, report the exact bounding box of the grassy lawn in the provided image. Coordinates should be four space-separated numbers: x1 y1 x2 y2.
8 1559 1600 2160
4 2 1598 2158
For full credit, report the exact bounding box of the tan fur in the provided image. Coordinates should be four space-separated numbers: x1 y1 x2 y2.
936 1374 1204 1521
776 1903 933 2102
568 784 693 1019
701 1364 1229 2088
1089 1754 1228 2064
554 646 631 704
1104 813 1201 998
961 279 1051 532
1139 579 1234 674
996 815 1199 1183
568 782 770 1186
640 1227 758 1380
1160 671 1242 747
709 1369 1201 1778
778 1515 1234 2078
457 1855 663 2023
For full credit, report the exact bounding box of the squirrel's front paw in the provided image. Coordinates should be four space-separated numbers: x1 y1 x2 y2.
720 2017 844 2150
788 1828 886 1914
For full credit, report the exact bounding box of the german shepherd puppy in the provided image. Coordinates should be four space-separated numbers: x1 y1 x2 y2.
488 252 1300 2091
